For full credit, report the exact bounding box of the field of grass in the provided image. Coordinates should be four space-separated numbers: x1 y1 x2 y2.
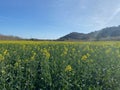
0 41 120 90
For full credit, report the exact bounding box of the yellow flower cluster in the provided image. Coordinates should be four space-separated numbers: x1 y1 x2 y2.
42 48 50 60
65 65 72 72
81 55 87 60
31 51 36 61
3 50 8 55
81 53 90 60
0 54 4 62
61 46 68 56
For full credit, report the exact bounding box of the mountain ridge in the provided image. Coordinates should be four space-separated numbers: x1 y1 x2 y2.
1 25 120 41
58 25 120 41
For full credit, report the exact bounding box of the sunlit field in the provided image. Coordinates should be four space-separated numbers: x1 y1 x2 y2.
0 41 120 90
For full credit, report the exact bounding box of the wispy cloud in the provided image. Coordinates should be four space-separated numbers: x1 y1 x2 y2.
106 7 120 24
90 6 120 30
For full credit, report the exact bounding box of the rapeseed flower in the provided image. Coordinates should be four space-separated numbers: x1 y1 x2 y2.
42 49 50 59
0 54 4 61
31 52 36 60
81 55 87 60
3 50 8 55
65 65 72 72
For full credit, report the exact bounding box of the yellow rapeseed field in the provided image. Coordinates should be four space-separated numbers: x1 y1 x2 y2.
0 41 119 90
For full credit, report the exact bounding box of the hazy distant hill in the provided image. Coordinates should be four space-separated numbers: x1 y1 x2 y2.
0 34 21 40
58 25 120 41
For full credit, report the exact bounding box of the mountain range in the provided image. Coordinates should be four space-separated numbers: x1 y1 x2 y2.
1 25 120 41
58 25 120 41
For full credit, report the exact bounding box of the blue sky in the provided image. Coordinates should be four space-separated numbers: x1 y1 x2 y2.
0 0 120 39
